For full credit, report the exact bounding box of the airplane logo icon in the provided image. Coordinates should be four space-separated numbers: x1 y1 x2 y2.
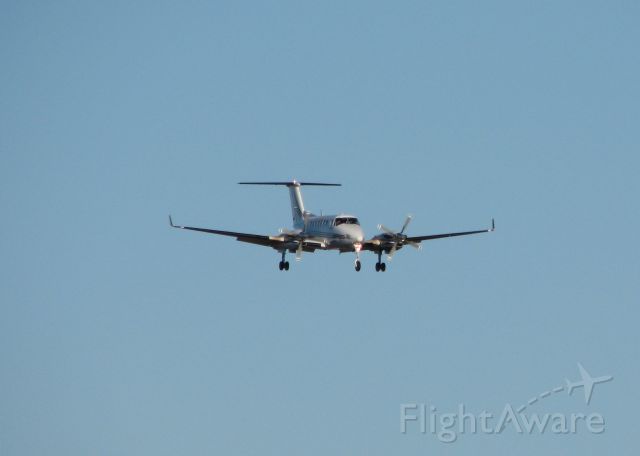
565 363 613 405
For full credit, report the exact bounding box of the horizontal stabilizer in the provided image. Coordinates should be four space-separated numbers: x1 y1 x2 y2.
238 181 340 187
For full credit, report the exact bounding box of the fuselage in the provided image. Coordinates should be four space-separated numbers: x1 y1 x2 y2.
296 213 364 250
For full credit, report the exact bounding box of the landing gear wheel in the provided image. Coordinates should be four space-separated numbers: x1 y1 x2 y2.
284 261 290 271
375 262 381 272
355 260 361 272
380 262 386 272
278 261 284 271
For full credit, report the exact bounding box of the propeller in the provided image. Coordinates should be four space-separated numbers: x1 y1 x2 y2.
295 241 304 261
377 214 421 260
279 213 311 262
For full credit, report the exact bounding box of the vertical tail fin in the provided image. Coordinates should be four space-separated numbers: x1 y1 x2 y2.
288 184 305 228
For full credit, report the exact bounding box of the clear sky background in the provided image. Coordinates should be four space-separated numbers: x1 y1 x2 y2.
1 1 639 454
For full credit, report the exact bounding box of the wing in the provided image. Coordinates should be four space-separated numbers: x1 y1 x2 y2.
169 215 283 249
406 218 495 243
169 215 326 252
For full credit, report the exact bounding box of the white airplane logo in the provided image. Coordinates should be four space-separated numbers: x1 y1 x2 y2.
566 363 613 405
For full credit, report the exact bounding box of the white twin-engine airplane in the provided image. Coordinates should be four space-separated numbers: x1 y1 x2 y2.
169 180 495 272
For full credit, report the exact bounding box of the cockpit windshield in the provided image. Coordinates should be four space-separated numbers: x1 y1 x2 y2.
335 217 359 226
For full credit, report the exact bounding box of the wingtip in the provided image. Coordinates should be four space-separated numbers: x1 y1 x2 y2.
491 218 495 231
168 215 175 227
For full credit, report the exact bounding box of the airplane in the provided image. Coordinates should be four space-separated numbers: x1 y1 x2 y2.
169 180 494 272
565 363 613 405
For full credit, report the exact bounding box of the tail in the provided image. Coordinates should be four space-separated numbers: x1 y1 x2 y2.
238 180 341 229
288 183 306 227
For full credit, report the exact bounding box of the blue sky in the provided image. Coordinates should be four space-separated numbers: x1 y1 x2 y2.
1 1 639 454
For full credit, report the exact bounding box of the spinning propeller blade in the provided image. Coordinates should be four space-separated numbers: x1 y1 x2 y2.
295 241 303 261
400 215 413 234
387 243 397 261
407 241 422 250
377 224 395 235
378 214 420 259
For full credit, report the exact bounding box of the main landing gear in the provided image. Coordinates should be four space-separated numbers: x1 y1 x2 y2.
375 251 387 272
278 251 290 271
354 260 361 272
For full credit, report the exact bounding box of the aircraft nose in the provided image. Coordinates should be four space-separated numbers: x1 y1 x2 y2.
338 225 364 243
354 227 364 243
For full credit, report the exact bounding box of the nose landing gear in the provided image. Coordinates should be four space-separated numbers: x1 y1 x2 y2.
354 246 362 271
